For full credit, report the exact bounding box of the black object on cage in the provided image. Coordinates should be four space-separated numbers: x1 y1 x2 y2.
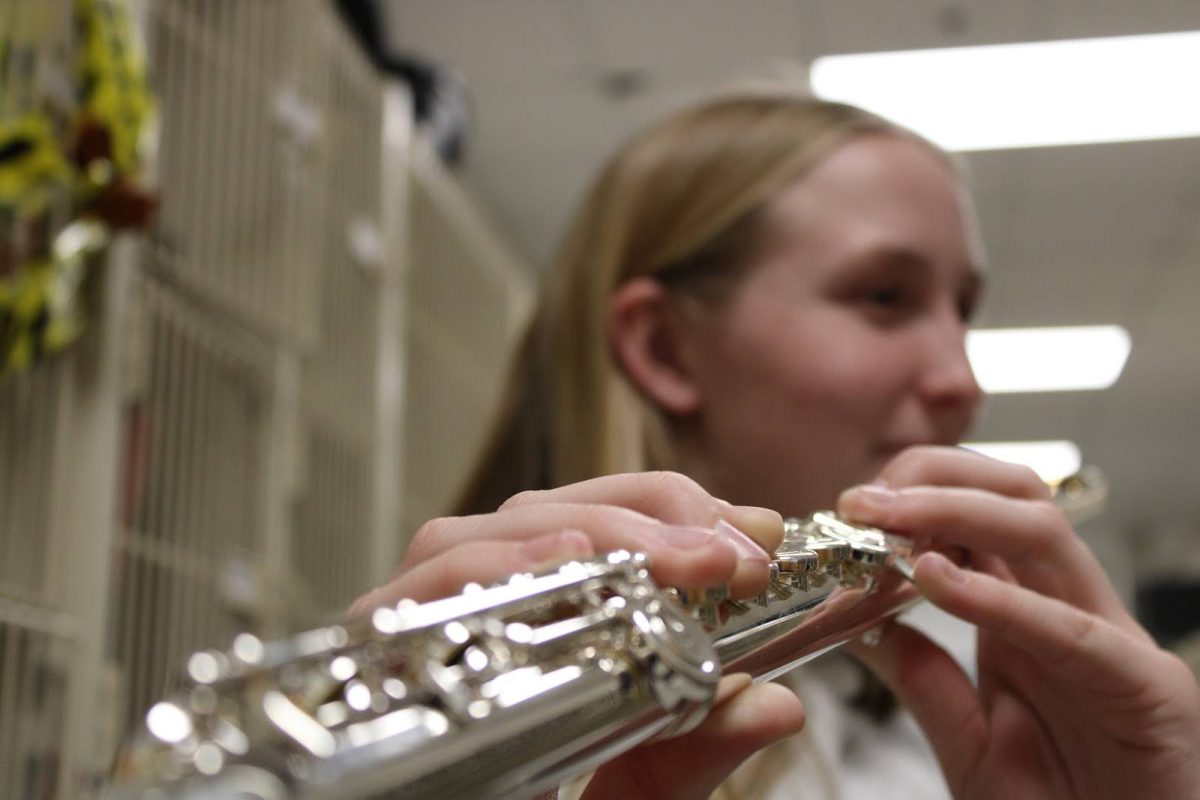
335 0 471 167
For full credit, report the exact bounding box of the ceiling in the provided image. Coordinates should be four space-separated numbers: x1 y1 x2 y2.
381 0 1200 557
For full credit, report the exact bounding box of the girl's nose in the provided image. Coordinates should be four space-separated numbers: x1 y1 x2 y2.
918 315 983 415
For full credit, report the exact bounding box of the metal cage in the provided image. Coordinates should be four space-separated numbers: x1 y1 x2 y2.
0 1 532 796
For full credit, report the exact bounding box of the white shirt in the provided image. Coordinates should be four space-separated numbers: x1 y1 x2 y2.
561 602 974 799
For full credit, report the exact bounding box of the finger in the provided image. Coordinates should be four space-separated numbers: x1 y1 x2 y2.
581 682 805 800
405 502 758 596
349 531 595 611
501 471 786 552
838 483 1117 612
847 622 984 795
840 484 1067 564
914 552 1160 702
968 550 1017 583
876 445 1051 501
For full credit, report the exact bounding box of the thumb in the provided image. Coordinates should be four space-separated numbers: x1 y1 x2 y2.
847 620 984 793
582 677 805 800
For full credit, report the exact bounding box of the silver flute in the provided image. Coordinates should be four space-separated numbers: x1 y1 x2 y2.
107 469 1106 799
106 513 916 799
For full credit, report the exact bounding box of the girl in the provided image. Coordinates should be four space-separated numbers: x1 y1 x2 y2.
355 91 1200 799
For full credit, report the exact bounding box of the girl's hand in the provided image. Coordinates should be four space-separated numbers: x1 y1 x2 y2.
840 446 1200 799
351 471 805 800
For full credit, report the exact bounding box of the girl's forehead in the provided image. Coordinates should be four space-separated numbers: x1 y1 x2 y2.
737 140 983 290
761 138 969 241
780 137 958 210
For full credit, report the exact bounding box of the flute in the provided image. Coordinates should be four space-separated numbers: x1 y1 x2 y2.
106 469 1106 800
103 512 912 799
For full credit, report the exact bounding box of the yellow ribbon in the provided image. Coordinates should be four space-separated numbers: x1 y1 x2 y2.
1 0 153 376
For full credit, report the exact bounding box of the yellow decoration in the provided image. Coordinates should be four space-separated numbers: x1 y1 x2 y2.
0 0 155 376
77 0 154 177
0 115 72 216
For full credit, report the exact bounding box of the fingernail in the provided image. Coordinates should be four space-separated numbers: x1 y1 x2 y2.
519 530 592 564
657 524 718 550
347 587 384 618
714 672 754 705
839 484 897 517
724 505 785 552
920 551 968 584
715 519 769 563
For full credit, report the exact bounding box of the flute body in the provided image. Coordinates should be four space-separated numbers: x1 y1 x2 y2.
107 513 918 799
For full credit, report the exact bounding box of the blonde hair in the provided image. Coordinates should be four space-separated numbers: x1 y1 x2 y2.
456 90 943 515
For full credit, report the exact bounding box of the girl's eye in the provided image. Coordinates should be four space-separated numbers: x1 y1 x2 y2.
957 285 981 323
858 285 917 322
957 295 976 323
867 286 905 307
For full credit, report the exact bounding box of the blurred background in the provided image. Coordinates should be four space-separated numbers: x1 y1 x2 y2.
1 0 1198 796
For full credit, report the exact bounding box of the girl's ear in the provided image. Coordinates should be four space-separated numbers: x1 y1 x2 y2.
607 277 703 416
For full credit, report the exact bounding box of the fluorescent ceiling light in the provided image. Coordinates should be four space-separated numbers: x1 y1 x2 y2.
810 31 1200 150
964 440 1081 483
967 325 1130 393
